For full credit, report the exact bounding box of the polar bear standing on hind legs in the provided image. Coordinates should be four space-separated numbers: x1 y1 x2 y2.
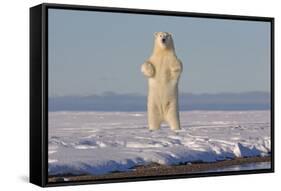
141 32 183 131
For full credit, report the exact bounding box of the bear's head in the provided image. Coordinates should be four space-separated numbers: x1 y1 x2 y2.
154 32 174 51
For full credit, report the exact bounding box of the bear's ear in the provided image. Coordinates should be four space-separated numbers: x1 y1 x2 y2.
167 32 173 36
154 32 158 37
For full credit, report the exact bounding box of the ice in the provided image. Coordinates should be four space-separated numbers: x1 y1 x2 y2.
48 110 271 176
202 162 271 172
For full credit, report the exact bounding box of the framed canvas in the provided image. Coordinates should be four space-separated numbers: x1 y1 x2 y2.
30 3 274 187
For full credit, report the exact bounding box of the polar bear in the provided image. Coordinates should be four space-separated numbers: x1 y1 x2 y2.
141 32 183 131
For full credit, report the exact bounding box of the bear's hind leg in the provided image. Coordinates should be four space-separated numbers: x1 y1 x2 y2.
148 104 161 130
166 105 180 131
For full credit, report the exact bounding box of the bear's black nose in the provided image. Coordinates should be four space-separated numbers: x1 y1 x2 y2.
162 38 166 43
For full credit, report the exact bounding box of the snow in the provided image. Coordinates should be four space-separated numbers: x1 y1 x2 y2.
48 110 271 176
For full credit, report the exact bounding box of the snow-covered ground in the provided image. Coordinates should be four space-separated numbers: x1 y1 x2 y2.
48 110 271 176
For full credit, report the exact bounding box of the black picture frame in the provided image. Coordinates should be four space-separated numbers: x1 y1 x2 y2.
30 3 274 187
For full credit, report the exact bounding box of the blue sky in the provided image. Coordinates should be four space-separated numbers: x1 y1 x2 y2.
48 8 271 97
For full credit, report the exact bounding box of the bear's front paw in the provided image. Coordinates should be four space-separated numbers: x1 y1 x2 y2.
141 62 155 77
170 63 182 79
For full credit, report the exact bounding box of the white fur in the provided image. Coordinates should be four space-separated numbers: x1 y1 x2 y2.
141 32 183 131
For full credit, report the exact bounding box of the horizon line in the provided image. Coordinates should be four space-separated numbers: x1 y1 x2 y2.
49 90 270 98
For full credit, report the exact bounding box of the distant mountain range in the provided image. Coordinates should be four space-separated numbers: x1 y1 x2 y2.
49 91 270 111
